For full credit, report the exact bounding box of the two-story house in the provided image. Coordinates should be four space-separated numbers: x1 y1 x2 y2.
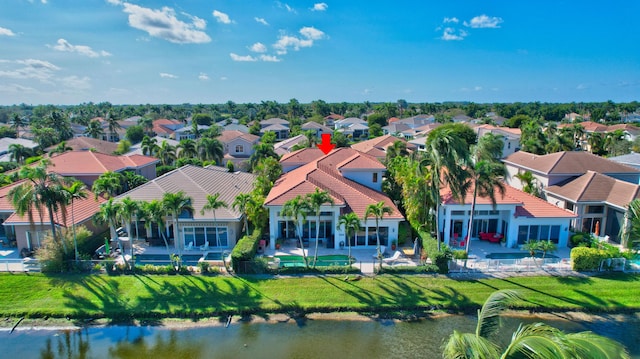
218 130 260 171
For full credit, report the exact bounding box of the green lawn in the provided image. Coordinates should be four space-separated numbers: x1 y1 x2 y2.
0 273 638 320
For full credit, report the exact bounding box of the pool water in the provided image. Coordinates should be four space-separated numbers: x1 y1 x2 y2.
275 254 355 267
486 252 558 259
204 252 224 261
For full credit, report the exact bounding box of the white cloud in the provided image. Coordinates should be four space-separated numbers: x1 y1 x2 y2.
120 3 211 44
212 10 232 24
441 27 466 41
106 0 122 4
0 83 37 94
187 15 207 30
274 27 326 55
0 59 60 83
220 76 228 81
230 53 257 62
48 38 111 58
254 17 269 26
312 3 328 11
159 72 178 78
260 54 281 62
60 75 91 90
576 84 588 90
198 72 209 81
249 42 267 53
464 15 503 28
443 17 459 23
0 27 16 36
277 2 296 13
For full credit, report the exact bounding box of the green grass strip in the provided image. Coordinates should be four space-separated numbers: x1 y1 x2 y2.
0 273 638 320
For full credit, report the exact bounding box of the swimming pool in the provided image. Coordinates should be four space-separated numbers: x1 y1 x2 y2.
275 254 355 267
136 253 203 266
486 252 558 259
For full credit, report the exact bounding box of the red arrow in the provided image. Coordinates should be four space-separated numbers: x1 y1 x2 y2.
316 133 335 155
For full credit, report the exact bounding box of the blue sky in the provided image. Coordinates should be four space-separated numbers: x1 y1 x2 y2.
0 0 638 105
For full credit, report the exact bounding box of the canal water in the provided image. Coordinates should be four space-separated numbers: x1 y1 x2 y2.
1 313 638 358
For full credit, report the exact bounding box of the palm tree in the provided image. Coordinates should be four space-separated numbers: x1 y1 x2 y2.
8 143 32 164
141 199 173 263
49 141 73 157
249 142 279 171
92 171 123 199
282 195 311 266
162 191 193 254
140 136 158 156
138 117 154 137
10 113 25 138
104 112 122 142
61 179 87 261
156 141 177 166
93 198 123 260
232 193 252 235
178 139 197 159
514 171 539 197
338 212 360 260
9 160 69 253
118 196 140 263
620 198 640 249
385 140 408 164
197 137 223 164
365 201 393 272
85 119 104 139
463 135 507 254
305 188 334 268
443 290 629 359
200 193 228 247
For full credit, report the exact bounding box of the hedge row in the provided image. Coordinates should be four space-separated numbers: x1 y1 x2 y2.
230 229 262 273
570 247 609 271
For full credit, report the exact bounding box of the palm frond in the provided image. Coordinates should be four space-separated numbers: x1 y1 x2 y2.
564 331 630 359
442 331 500 359
476 289 521 339
501 323 566 359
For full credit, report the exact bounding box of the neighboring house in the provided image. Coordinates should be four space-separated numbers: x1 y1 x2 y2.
608 152 640 171
223 123 249 133
383 115 436 138
452 114 473 123
274 134 307 157
472 124 522 158
323 113 344 127
334 117 367 130
42 151 159 187
351 134 416 161
338 122 369 140
260 118 290 128
503 151 640 194
265 148 403 250
382 123 411 137
116 165 257 250
439 182 576 248
545 171 640 241
408 136 428 152
174 125 210 140
564 112 590 122
126 136 179 156
218 130 260 171
607 123 640 142
46 137 118 155
301 121 333 138
152 119 184 139
0 179 107 254
0 137 39 162
260 124 290 141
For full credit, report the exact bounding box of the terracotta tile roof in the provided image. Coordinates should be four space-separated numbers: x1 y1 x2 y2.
351 135 416 159
324 114 344 121
558 121 608 132
266 148 403 219
115 165 257 221
280 148 325 167
473 124 521 138
48 137 118 154
4 191 106 227
0 179 30 212
441 182 576 218
607 123 640 134
336 152 386 171
503 151 640 175
301 121 333 132
217 130 260 144
42 151 158 175
546 171 640 209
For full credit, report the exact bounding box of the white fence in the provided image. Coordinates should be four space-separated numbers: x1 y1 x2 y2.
449 257 570 273
0 258 40 272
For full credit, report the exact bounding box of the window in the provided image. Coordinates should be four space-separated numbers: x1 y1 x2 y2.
372 173 378 183
518 225 561 244
565 202 574 211
587 205 604 214
235 144 244 153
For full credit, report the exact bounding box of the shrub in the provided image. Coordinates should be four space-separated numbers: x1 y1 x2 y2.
197 261 210 274
230 229 261 273
570 232 594 247
380 264 439 274
36 226 94 272
452 250 468 260
571 247 607 271
433 249 452 274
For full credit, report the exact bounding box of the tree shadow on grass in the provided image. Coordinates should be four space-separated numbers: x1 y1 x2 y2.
554 275 593 286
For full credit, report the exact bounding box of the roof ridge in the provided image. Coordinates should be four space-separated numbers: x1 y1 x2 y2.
575 171 598 201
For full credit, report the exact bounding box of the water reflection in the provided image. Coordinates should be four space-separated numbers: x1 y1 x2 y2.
1 314 637 359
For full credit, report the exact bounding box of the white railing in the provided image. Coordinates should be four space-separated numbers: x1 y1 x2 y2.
449 257 570 273
0 258 40 272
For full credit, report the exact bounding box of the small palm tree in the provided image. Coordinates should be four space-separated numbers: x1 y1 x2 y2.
178 139 197 159
443 290 630 359
282 195 311 266
365 201 393 272
118 197 140 264
232 193 252 235
141 136 158 156
92 171 123 199
157 141 177 166
49 141 73 157
61 179 88 261
162 191 193 254
305 188 334 268
514 170 539 197
200 193 228 247
85 119 104 139
338 212 360 260
10 113 25 138
93 198 124 264
141 199 173 263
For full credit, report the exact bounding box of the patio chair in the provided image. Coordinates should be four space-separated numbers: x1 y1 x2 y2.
200 241 209 251
382 251 403 265
185 241 194 251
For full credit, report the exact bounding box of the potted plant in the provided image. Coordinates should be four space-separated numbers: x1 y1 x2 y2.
391 240 397 251
500 236 507 247
275 238 283 250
